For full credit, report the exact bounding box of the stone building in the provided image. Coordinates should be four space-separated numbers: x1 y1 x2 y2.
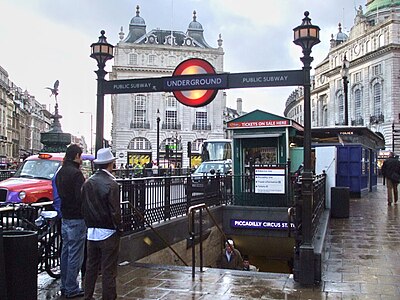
110 6 226 168
0 67 52 165
284 0 400 152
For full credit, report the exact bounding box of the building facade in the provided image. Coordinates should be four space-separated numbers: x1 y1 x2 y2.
110 6 226 168
0 65 87 166
284 0 400 152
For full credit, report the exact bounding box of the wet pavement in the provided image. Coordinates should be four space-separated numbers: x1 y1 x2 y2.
38 182 400 299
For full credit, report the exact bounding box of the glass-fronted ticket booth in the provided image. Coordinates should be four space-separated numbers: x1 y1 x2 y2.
227 110 304 207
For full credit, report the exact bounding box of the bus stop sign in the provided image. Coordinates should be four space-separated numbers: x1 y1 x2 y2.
171 58 218 107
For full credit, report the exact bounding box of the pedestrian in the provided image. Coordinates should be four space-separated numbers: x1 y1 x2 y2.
55 144 86 298
216 239 243 270
82 147 123 300
242 255 258 271
381 151 400 205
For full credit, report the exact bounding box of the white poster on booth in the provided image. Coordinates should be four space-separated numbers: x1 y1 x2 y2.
254 168 285 194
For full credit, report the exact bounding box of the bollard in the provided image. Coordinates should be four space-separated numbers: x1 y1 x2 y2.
3 230 38 300
0 226 7 300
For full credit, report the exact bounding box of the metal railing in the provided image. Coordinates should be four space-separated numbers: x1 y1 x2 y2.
0 202 61 276
118 174 231 235
0 170 15 181
188 203 228 279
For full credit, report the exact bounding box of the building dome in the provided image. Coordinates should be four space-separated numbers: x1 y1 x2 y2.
335 23 348 43
125 5 146 43
130 5 145 25
187 11 203 31
366 0 400 14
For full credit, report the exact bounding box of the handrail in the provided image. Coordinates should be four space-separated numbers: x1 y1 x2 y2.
287 207 295 237
187 203 229 279
120 201 188 266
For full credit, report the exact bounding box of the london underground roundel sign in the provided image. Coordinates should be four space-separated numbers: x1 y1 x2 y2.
172 58 218 107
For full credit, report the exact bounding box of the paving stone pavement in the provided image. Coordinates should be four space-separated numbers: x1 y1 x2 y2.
37 182 400 299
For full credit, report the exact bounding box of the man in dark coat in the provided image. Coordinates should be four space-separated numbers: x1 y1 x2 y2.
216 239 243 270
381 151 400 205
56 144 86 298
82 148 122 300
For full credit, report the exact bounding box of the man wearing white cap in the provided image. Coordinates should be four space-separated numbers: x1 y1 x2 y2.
81 148 122 300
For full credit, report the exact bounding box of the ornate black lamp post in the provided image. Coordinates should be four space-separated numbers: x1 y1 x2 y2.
293 11 320 285
341 55 350 125
156 109 161 167
90 30 114 155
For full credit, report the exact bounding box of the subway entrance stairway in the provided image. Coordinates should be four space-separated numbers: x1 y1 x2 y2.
38 182 400 299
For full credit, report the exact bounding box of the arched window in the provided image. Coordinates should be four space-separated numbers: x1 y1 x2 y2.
354 89 362 121
127 137 151 150
373 83 381 116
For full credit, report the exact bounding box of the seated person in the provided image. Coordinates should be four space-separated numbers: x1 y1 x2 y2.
216 239 243 270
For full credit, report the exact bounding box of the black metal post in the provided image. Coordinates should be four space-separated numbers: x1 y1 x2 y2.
343 75 349 125
157 115 160 167
393 122 395 153
293 11 320 285
95 67 106 155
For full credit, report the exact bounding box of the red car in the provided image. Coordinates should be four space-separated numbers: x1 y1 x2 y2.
0 153 94 203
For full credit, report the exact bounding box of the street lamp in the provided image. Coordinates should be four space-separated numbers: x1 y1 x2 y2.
90 30 114 156
156 109 160 167
293 11 320 285
80 111 93 154
341 55 350 125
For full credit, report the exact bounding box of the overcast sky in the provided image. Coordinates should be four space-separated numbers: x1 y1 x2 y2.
0 0 364 144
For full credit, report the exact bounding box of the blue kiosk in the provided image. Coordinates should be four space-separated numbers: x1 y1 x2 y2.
312 126 385 197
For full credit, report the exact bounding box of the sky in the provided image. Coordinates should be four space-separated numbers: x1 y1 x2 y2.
0 0 365 145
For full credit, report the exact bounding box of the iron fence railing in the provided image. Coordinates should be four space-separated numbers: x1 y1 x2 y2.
117 174 231 235
0 170 15 181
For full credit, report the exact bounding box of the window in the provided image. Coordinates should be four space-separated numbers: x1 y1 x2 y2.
129 53 138 65
338 94 344 124
168 56 176 66
372 64 382 76
353 71 361 82
132 95 146 126
165 110 177 129
128 137 151 150
148 54 156 65
196 112 207 130
379 34 385 47
373 83 382 116
167 96 177 107
354 89 362 120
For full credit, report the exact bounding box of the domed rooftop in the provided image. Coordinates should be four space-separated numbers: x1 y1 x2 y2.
366 0 400 13
336 23 348 42
130 5 145 26
188 11 203 31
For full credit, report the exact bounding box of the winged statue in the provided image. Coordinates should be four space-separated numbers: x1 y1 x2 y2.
45 80 59 104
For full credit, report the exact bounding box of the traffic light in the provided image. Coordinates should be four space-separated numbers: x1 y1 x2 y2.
165 145 170 159
187 141 192 158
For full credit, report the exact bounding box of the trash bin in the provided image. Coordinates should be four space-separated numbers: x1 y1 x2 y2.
0 226 7 300
3 230 38 300
331 187 350 218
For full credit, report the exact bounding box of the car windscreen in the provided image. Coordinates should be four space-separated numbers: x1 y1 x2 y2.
195 163 226 174
14 159 61 180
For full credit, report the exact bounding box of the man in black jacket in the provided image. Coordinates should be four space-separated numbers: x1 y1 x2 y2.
56 144 86 298
381 151 400 205
82 148 122 300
